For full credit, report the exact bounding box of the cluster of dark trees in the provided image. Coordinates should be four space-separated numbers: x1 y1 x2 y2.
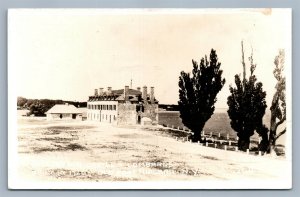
17 97 87 116
178 41 286 154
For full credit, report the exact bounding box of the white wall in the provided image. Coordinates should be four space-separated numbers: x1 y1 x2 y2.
87 101 118 123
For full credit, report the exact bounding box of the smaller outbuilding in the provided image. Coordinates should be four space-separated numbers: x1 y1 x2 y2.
141 117 152 126
45 103 82 121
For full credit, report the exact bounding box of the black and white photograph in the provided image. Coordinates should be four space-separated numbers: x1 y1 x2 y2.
8 8 292 189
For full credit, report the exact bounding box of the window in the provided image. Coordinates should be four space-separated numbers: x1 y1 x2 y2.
113 105 116 110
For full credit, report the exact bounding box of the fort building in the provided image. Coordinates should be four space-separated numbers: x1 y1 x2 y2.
87 86 158 125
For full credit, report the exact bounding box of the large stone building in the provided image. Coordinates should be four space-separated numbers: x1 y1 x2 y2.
87 86 158 125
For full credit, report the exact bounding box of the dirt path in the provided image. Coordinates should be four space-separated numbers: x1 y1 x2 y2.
15 119 290 188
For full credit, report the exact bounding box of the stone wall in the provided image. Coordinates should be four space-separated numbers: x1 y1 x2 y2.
117 103 137 125
143 103 159 123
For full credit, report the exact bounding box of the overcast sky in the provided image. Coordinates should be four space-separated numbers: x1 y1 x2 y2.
9 9 291 108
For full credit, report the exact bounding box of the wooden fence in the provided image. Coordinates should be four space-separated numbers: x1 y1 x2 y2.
161 124 264 156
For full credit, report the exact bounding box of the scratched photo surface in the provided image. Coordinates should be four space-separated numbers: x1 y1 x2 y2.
8 9 292 189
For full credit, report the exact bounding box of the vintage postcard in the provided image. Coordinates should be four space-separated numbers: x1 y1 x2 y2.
8 9 292 189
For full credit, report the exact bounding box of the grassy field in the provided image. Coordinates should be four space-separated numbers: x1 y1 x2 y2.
158 110 286 146
158 111 235 136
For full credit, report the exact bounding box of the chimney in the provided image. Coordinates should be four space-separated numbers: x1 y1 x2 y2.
150 87 155 104
142 86 147 103
137 87 141 92
94 89 98 96
99 88 104 95
107 87 112 95
124 86 129 101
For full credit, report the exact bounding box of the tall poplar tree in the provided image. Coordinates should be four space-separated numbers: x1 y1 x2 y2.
268 49 286 154
178 49 225 142
227 42 267 151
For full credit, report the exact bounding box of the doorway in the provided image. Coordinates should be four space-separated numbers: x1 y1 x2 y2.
72 114 76 119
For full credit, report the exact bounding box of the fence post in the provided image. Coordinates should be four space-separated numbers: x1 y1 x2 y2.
224 145 227 151
218 133 221 138
175 137 178 141
229 141 231 146
259 151 262 156
197 141 200 144
214 143 217 148
210 132 212 137
206 142 208 147
246 149 249 155
235 147 238 151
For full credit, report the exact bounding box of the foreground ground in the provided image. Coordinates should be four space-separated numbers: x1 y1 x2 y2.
15 118 290 185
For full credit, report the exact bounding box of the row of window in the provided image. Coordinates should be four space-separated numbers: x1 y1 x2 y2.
87 113 116 122
88 104 117 110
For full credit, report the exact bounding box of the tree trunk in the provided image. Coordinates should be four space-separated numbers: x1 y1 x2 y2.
257 126 269 152
192 131 202 142
268 111 277 154
191 122 205 142
259 135 269 152
238 135 250 152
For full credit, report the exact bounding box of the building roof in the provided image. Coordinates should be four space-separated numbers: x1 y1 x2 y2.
112 89 142 96
88 87 158 104
115 94 139 102
45 104 82 114
88 88 142 102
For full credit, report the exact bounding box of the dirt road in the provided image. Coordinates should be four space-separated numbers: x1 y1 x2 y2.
13 118 290 188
